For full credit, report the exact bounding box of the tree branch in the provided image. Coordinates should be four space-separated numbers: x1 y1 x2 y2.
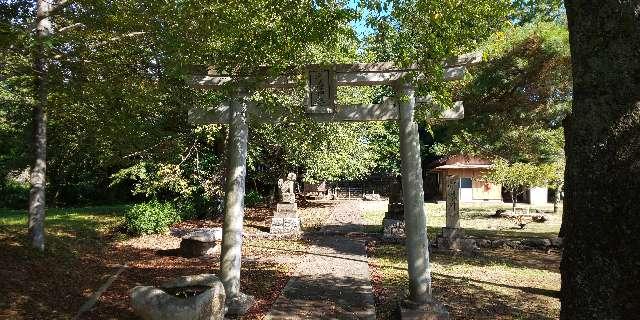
58 22 84 34
88 32 147 49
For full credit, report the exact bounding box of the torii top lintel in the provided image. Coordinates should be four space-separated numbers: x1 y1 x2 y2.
188 52 482 89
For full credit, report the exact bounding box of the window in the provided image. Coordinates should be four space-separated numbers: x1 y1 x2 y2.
460 177 473 188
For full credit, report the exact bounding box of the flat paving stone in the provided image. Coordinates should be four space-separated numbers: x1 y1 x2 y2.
266 202 376 320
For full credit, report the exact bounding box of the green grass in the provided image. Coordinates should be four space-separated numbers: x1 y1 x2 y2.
0 205 130 319
363 202 561 240
370 244 561 320
364 201 562 319
0 205 128 256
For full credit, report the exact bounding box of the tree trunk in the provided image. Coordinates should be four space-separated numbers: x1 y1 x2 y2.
562 1 640 318
511 191 516 213
28 0 53 252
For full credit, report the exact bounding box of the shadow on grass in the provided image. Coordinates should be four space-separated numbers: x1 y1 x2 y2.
370 244 560 320
82 254 292 320
458 226 559 240
433 272 560 298
0 206 129 320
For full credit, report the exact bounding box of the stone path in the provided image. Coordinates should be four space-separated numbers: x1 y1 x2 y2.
266 201 376 320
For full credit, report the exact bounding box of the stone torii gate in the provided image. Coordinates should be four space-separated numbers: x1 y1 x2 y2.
187 53 481 314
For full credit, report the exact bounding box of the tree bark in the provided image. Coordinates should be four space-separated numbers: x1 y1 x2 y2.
562 1 640 318
28 0 53 252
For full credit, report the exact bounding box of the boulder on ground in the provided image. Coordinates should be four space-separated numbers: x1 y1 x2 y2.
521 238 552 250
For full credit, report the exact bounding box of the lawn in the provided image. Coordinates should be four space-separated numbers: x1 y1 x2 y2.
362 201 562 319
362 202 562 240
0 205 303 320
368 244 561 319
1 201 562 319
0 206 129 319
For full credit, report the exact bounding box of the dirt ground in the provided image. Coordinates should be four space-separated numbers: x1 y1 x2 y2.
0 200 562 319
0 203 326 320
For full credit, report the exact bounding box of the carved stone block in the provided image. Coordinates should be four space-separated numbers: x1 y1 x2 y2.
270 215 300 234
280 193 295 204
276 203 297 215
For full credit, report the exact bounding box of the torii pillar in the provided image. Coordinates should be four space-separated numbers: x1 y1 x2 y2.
396 82 432 303
219 90 255 315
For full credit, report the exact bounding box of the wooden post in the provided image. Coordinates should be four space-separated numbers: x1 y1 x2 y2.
220 91 249 300
396 81 431 303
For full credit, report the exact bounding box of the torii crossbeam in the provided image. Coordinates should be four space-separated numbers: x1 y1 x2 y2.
187 52 481 313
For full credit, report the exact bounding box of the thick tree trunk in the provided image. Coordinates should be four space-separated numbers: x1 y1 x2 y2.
28 0 52 252
562 1 640 318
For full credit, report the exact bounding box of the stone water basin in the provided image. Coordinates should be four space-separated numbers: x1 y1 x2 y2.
131 274 226 320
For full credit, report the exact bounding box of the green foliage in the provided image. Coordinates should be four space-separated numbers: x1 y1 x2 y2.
1 0 569 212
432 21 571 164
245 191 263 208
1 0 360 207
245 89 391 184
124 201 180 235
362 0 512 108
482 159 556 196
511 0 565 25
0 179 29 209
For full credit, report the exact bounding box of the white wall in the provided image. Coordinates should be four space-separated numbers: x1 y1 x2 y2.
529 187 548 205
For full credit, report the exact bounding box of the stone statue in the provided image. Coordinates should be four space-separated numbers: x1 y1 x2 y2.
278 173 296 196
277 173 296 204
271 172 300 234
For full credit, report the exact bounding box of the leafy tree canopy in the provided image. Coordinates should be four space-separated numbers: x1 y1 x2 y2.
432 21 571 164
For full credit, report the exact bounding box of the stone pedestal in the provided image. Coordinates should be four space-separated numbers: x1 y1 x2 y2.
436 227 467 251
180 228 222 257
225 292 255 316
270 202 301 234
445 175 460 229
400 300 450 320
383 218 406 240
280 193 295 204
382 179 406 240
435 175 475 251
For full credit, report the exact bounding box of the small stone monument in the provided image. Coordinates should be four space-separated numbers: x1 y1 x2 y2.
270 173 301 234
436 175 475 251
383 177 406 240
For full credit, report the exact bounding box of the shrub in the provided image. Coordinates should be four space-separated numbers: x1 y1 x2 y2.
124 201 180 235
0 180 29 209
245 190 263 208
